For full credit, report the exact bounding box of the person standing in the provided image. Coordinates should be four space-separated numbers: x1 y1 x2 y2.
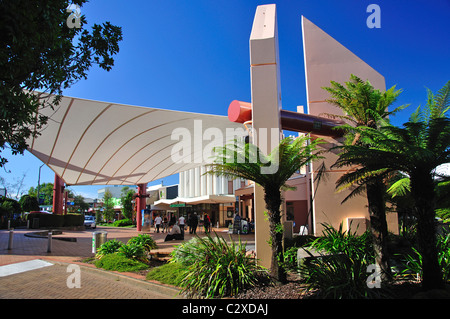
189 213 198 234
204 213 211 233
179 215 185 235
154 214 162 233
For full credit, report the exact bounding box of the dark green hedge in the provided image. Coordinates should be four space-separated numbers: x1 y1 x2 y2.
27 213 84 228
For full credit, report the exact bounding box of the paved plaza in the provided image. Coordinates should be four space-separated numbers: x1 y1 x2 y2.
0 226 254 299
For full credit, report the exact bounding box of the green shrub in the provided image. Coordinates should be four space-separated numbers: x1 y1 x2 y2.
298 253 388 299
298 223 387 299
64 214 84 227
308 223 374 260
94 253 148 272
401 229 450 282
146 262 186 286
112 219 134 227
26 213 83 228
127 234 157 252
170 237 204 266
174 232 269 298
118 242 147 263
95 239 124 259
282 246 299 271
437 208 450 222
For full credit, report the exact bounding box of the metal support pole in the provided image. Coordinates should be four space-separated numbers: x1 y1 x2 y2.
7 229 13 250
47 231 52 253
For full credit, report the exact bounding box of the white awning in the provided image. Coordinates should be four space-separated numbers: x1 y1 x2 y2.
27 95 245 186
154 194 236 207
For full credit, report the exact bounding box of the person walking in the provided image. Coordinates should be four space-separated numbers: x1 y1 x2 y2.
179 215 186 235
204 213 211 233
154 214 162 233
189 213 198 234
162 216 168 233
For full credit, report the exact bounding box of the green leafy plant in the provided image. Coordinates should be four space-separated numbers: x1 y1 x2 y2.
95 239 124 259
308 223 374 260
127 234 157 252
298 223 388 299
118 242 147 263
146 262 186 286
401 229 450 282
298 253 388 299
173 232 269 298
281 246 299 271
170 237 204 266
94 253 148 272
112 219 134 227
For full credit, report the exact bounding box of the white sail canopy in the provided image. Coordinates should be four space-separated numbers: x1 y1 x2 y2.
27 95 244 185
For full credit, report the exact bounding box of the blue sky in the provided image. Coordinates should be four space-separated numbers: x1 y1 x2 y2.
2 0 449 199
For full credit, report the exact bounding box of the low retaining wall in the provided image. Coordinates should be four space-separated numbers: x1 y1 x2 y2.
24 230 77 242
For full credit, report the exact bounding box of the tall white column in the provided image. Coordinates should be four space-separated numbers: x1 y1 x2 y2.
207 170 214 195
201 166 207 196
189 168 195 198
222 176 228 195
215 175 221 195
250 4 282 269
194 166 200 197
179 171 185 197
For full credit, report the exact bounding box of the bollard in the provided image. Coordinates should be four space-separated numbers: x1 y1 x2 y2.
92 231 107 254
7 229 14 250
47 231 52 253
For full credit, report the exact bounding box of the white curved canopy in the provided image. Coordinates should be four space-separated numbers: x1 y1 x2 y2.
27 95 244 186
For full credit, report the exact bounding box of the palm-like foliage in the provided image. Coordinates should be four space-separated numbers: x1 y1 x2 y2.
333 116 450 290
409 80 450 124
207 135 324 282
322 74 406 131
322 74 406 281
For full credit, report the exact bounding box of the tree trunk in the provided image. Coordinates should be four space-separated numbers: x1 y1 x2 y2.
264 187 287 284
366 178 392 282
411 171 444 290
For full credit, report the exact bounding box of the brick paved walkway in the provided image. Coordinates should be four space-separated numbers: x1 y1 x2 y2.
0 261 172 299
0 226 254 299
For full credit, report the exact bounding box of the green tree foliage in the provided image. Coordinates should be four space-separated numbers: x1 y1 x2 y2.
0 0 123 167
28 182 54 205
102 190 115 222
120 187 135 220
1 197 21 218
19 194 40 212
67 194 89 213
323 74 406 281
208 136 324 283
333 114 450 290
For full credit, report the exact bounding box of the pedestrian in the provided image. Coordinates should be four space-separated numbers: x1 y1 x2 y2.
179 215 185 235
204 213 211 233
164 222 183 241
154 214 162 233
189 213 198 234
163 216 168 233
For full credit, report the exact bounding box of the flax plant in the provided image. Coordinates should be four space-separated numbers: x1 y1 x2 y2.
174 232 268 298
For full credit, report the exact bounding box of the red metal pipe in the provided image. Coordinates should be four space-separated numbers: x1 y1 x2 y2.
135 183 147 232
228 100 344 138
52 174 65 215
